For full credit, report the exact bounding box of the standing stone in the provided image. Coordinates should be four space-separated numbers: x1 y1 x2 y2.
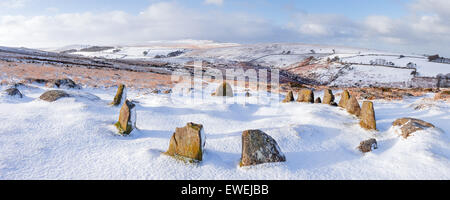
338 90 350 108
165 122 205 162
240 130 286 167
392 118 435 138
323 89 335 104
315 97 322 103
358 138 378 153
297 89 314 103
114 100 136 135
39 90 70 102
282 91 295 103
214 82 234 97
346 95 361 117
111 84 126 106
4 88 23 98
360 101 377 130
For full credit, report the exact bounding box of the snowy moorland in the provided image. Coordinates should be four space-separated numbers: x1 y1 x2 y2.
0 83 449 180
45 42 450 88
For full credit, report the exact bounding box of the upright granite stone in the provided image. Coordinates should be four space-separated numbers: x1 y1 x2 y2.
114 100 136 135
392 118 435 138
323 89 335 105
111 84 126 106
214 82 234 97
358 138 378 153
346 95 361 117
360 101 377 130
338 90 350 108
39 90 70 102
165 122 205 162
297 89 314 103
240 130 286 167
4 88 23 98
282 91 295 103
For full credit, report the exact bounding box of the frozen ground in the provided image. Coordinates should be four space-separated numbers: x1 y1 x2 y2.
0 83 449 180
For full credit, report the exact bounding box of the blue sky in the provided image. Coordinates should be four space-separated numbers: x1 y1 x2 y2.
0 0 449 55
1 0 410 20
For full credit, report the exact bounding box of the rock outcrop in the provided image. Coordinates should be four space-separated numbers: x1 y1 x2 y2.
392 118 435 138
114 100 136 135
4 88 23 98
338 90 350 108
323 89 335 105
240 130 286 167
111 84 126 106
358 138 378 153
48 79 80 89
165 122 205 162
359 101 377 130
296 89 314 103
39 90 70 102
346 95 361 117
214 82 234 97
282 91 295 103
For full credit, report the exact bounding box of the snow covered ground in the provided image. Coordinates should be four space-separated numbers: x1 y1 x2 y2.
341 55 449 77
0 83 449 180
329 65 415 87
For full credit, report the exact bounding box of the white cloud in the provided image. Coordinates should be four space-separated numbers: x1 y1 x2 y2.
284 0 450 55
410 0 450 17
0 2 280 48
0 0 27 9
364 16 395 34
204 0 224 6
0 0 449 56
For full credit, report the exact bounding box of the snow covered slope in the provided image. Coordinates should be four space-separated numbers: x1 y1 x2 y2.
0 84 448 180
52 42 450 88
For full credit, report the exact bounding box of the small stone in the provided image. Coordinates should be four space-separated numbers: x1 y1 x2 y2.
39 90 70 102
358 138 378 153
315 97 322 103
282 91 295 103
165 122 205 162
214 82 234 97
338 90 350 108
360 101 377 130
392 118 435 138
240 130 286 167
114 100 136 135
111 84 126 106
